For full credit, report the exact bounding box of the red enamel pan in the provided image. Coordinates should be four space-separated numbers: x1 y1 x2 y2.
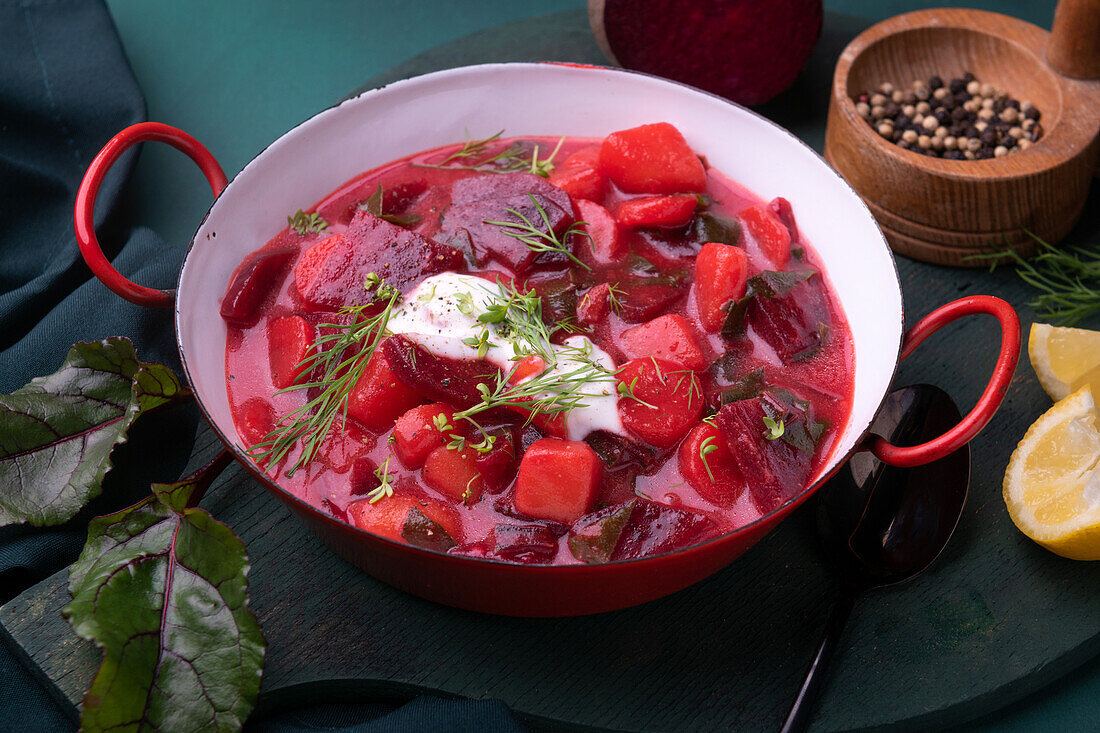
74 63 1019 616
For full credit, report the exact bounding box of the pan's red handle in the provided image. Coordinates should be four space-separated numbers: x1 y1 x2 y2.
870 295 1020 468
74 122 227 308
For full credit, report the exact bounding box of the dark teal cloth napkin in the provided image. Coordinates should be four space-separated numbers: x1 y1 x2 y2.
0 1 522 731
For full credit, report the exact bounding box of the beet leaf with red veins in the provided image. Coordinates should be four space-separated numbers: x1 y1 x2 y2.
63 451 265 732
0 337 191 527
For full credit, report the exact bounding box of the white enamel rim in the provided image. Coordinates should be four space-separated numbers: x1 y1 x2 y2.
175 62 904 564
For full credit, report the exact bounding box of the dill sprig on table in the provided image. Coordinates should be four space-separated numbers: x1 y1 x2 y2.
969 233 1100 325
247 280 401 476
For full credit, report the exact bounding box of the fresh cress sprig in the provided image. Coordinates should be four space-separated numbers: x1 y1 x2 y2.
699 435 719 483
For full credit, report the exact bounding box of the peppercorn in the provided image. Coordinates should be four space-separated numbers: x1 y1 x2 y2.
855 74 1042 159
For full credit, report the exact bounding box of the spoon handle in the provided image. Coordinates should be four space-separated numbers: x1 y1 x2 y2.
779 589 857 733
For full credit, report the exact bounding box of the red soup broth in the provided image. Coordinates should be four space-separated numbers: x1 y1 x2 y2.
223 126 855 566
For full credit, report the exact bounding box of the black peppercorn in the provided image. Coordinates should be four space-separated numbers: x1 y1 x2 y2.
1024 107 1041 121
955 92 971 105
883 101 900 117
950 106 967 121
929 75 943 90
949 78 965 94
1007 99 1020 110
1002 135 1017 149
904 92 918 106
980 129 996 145
895 114 912 129
993 98 1007 113
965 125 979 138
941 96 956 111
962 71 975 83
976 147 994 159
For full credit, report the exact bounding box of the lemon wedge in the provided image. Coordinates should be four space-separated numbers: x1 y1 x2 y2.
1003 386 1100 560
1028 323 1100 401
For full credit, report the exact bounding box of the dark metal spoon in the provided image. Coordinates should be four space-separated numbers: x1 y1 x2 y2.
780 384 970 733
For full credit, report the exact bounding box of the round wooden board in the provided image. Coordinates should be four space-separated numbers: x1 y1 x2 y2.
4 9 1100 733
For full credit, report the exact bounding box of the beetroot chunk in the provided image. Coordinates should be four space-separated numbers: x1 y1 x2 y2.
382 335 501 412
441 173 577 273
492 523 559 564
220 244 296 323
713 393 813 510
294 210 463 310
612 501 715 560
747 275 831 361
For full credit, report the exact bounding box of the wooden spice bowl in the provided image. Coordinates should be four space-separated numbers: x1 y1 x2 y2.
824 6 1100 266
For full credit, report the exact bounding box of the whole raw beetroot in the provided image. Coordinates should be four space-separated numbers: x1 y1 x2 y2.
589 0 823 106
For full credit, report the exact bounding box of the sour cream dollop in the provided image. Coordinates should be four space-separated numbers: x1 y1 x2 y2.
386 272 625 440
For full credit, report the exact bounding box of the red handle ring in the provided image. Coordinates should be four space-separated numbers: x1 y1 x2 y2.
870 295 1020 468
74 122 227 308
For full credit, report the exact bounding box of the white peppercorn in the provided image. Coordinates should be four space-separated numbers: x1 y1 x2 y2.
980 83 995 97
916 101 931 114
1001 107 1019 123
856 102 871 118
877 123 893 138
934 126 948 138
1009 126 1024 139
967 137 981 152
892 90 904 103
933 87 948 100
994 145 1008 157
922 116 938 131
1019 138 1032 150
880 82 895 95
964 150 976 160
871 93 887 106
902 129 918 143
902 104 916 117
944 136 957 150
966 80 981 95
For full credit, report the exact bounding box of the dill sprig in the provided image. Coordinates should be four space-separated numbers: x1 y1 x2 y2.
248 280 401 476
414 131 565 178
484 193 593 271
968 233 1100 325
452 358 616 426
287 209 329 235
475 279 561 363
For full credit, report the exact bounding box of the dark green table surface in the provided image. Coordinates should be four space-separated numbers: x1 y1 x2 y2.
92 1 1098 729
